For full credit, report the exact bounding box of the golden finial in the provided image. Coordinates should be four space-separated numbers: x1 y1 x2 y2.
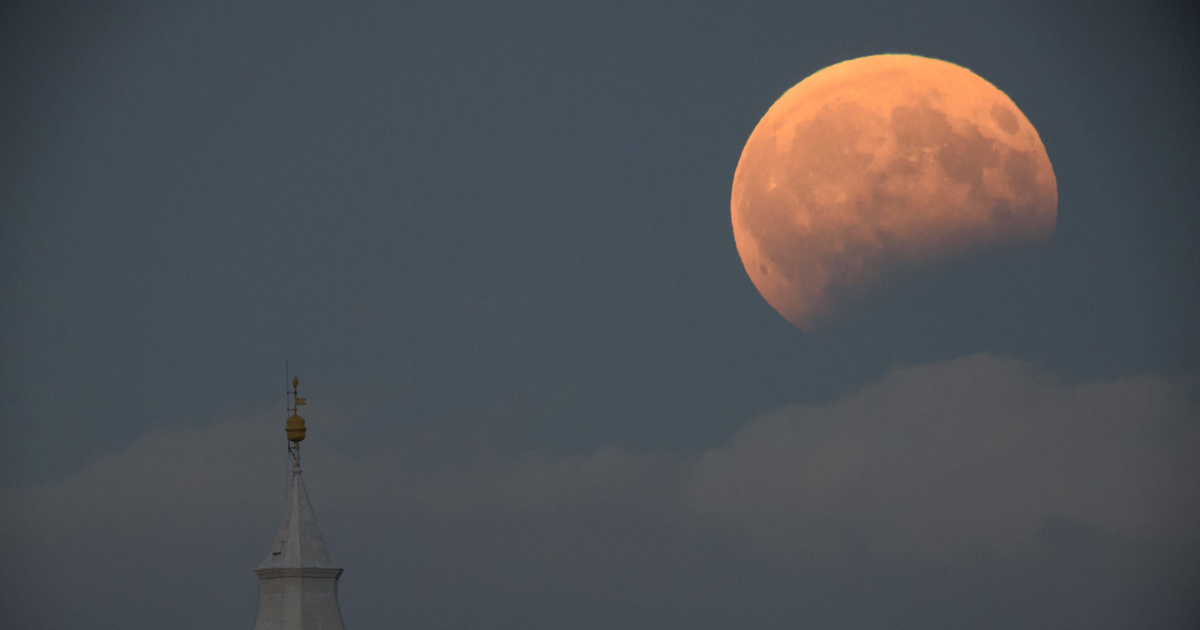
286 376 307 443
286 414 307 443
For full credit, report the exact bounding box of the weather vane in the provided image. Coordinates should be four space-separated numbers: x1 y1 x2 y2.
285 373 308 470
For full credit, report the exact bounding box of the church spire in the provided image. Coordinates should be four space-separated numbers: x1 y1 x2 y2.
252 376 347 630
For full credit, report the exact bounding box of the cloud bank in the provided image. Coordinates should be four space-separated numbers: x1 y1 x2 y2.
693 355 1200 554
2 355 1197 629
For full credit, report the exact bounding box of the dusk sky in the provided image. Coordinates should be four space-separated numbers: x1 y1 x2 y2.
2 1 1198 628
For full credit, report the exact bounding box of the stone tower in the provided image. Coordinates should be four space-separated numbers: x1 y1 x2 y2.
253 377 346 630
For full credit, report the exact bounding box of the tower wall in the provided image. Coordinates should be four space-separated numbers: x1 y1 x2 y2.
253 568 345 630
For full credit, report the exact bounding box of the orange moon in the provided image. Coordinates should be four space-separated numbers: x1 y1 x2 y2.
731 54 1057 331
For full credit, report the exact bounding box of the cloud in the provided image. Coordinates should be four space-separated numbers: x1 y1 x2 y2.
691 355 1200 555
0 412 283 629
2 355 1198 629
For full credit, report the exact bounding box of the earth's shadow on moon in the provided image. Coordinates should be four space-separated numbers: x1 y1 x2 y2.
806 239 1059 364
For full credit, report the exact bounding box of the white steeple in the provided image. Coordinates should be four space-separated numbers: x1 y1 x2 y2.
253 377 346 630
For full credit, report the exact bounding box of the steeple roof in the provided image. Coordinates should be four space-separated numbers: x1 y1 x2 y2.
256 462 340 571
252 376 346 630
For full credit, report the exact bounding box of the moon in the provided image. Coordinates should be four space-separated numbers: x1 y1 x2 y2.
731 54 1057 331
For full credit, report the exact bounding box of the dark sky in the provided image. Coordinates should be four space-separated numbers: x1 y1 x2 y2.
1 1 1198 628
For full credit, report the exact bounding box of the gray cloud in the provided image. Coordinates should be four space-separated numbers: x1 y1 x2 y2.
2 355 1198 628
691 355 1200 555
